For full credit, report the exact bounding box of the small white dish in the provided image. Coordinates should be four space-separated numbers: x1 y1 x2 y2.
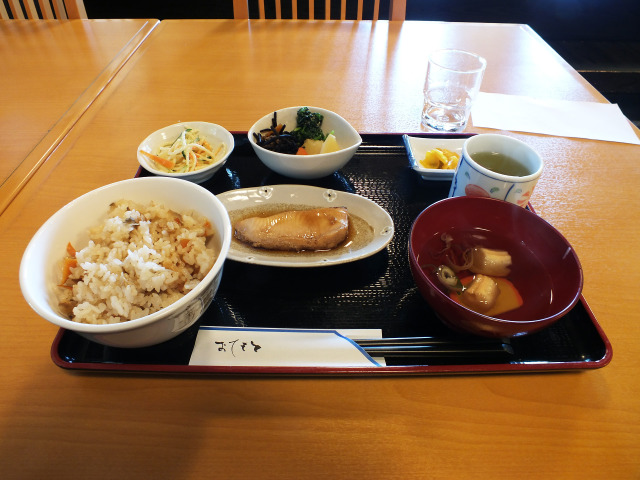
137 121 234 184
403 134 468 181
248 106 362 179
218 185 394 267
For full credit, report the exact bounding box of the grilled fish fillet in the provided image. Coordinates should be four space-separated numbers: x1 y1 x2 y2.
234 207 349 251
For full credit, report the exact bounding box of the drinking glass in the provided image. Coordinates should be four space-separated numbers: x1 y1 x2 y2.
422 49 487 132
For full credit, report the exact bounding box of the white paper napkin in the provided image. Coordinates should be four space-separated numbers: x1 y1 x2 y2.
471 92 640 145
189 326 384 367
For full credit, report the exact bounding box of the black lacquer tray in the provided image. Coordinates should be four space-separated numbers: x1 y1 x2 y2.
51 134 612 375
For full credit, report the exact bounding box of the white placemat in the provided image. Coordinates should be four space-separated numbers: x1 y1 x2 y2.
472 92 640 145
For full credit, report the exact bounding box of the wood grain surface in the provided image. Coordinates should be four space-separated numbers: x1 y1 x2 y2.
1 20 638 479
0 18 159 213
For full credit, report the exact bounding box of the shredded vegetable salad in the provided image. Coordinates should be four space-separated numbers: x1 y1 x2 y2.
139 127 226 173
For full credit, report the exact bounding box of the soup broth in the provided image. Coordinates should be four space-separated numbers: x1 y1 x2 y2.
471 151 531 177
421 227 553 321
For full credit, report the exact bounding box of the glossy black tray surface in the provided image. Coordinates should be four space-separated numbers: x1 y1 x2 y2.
51 134 612 375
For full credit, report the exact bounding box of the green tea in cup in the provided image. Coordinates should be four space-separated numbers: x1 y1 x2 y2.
471 151 532 177
449 134 544 208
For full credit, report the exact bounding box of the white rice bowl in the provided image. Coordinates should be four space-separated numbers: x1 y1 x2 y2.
20 177 232 348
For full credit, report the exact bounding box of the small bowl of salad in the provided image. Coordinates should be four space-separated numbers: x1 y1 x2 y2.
248 106 362 179
137 121 235 184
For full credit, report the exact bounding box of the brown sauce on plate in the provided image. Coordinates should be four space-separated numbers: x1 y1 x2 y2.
229 204 374 259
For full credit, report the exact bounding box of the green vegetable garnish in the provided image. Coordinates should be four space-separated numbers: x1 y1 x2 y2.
291 107 326 146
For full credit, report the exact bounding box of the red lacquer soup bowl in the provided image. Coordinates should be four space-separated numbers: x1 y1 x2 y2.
408 196 583 338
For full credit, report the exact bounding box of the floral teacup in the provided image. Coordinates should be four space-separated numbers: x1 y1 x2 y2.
449 134 543 208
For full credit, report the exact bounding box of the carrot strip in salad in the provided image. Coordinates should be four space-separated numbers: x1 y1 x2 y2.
139 149 176 170
212 144 224 158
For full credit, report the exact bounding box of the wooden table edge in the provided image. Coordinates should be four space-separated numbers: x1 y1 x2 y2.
0 18 160 216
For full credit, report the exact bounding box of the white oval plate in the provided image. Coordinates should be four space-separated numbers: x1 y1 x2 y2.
218 185 394 267
402 134 467 181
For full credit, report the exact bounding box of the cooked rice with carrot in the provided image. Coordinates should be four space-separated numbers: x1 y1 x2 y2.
57 200 217 324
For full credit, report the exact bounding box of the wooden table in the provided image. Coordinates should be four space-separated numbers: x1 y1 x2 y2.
0 18 159 214
2 20 639 478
